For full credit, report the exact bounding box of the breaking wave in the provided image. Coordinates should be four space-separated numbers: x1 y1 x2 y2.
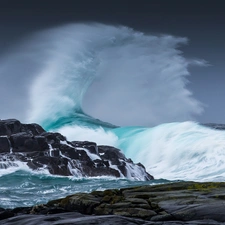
2 23 225 182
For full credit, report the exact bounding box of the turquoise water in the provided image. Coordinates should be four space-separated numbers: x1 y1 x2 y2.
56 121 225 182
2 120 224 209
1 24 225 209
0 171 170 209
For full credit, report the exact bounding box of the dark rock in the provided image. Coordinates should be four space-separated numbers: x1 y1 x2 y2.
98 145 153 180
98 145 125 165
0 210 14 220
12 207 31 214
0 213 154 225
42 132 66 147
21 123 45 135
0 137 10 153
71 141 98 154
10 133 48 152
0 119 152 180
0 119 21 136
202 123 225 130
35 136 49 150
3 182 225 224
9 181 221 224
0 119 45 137
27 156 71 176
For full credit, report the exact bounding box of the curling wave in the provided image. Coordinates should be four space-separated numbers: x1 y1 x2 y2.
2 23 224 182
27 23 204 128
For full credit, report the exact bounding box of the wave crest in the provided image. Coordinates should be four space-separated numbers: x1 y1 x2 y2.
26 23 204 128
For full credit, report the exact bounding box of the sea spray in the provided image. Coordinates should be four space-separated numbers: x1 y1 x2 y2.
1 23 224 210
0 23 204 126
27 24 204 127
112 121 225 181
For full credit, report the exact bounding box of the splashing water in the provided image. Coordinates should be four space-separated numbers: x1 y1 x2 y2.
26 24 204 128
1 23 225 208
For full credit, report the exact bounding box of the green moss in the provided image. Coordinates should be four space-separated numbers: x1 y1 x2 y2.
111 195 124 204
103 189 121 196
60 196 71 206
186 182 224 191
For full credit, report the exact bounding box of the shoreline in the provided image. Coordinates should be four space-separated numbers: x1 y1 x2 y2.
1 181 225 224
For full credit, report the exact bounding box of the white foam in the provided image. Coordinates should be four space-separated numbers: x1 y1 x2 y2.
0 160 33 177
48 144 54 157
108 161 124 178
57 125 118 146
76 147 101 161
115 121 225 182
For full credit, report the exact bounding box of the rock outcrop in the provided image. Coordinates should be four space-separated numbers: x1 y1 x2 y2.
202 123 225 130
1 182 225 224
0 119 153 180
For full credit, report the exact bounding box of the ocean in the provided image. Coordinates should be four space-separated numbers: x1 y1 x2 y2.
1 23 225 209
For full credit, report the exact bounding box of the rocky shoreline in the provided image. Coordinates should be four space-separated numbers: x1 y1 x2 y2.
0 119 152 180
1 181 225 224
1 119 225 224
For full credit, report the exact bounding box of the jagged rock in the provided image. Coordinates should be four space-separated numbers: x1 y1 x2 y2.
21 123 45 135
0 119 45 136
10 132 48 152
0 119 21 136
0 137 10 153
72 141 98 154
0 119 153 180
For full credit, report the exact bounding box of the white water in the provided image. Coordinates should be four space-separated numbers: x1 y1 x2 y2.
113 121 225 181
1 23 224 183
11 23 204 127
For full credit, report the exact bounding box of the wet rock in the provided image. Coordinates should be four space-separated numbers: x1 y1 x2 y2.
0 119 152 180
72 141 98 154
0 210 14 220
2 182 225 224
0 119 21 136
0 119 44 136
45 181 225 223
202 123 225 130
0 137 10 153
10 132 48 152
21 123 45 135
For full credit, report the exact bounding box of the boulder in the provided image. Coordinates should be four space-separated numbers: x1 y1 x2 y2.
0 119 21 136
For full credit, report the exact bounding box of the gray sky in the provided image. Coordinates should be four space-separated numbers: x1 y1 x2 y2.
0 0 224 124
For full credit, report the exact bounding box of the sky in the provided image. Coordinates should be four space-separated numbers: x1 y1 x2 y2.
0 0 224 124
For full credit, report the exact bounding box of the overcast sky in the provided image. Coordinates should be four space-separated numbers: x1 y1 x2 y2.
0 0 224 124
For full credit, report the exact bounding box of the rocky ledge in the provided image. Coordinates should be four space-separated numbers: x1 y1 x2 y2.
1 181 225 224
0 119 152 180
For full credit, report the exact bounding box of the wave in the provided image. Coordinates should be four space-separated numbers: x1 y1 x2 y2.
25 23 205 128
112 121 225 181
0 170 168 208
2 23 224 182
56 121 225 182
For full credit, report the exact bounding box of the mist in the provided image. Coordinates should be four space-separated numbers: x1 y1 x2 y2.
0 23 205 127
